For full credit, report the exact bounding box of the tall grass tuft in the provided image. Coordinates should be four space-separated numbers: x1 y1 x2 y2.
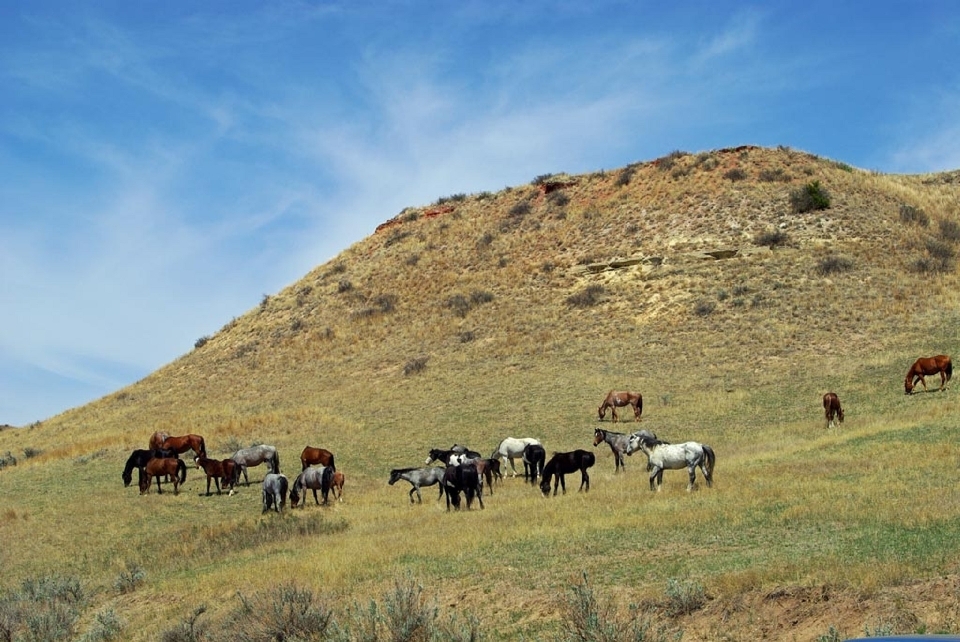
557 573 674 642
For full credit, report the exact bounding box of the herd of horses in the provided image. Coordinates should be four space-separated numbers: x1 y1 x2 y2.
122 354 950 512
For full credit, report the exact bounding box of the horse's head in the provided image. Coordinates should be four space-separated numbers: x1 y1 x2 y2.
597 405 606 421
122 470 132 487
539 477 551 496
904 379 914 394
388 470 401 485
837 407 845 423
592 428 604 446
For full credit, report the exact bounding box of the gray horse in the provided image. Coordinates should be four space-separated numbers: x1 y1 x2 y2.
593 428 654 473
388 467 445 504
290 465 334 507
231 444 280 486
261 473 289 513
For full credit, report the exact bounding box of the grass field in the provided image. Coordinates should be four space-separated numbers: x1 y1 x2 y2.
2 146 960 641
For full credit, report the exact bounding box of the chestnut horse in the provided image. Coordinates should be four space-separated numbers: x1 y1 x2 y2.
161 434 207 457
822 392 844 428
300 446 336 471
597 390 642 422
194 453 238 496
331 471 345 502
139 458 187 495
148 431 170 451
904 355 952 394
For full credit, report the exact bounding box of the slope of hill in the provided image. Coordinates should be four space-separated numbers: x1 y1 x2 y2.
1 146 959 641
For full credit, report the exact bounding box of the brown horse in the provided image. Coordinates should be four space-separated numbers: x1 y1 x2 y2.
331 471 345 502
822 392 844 428
194 453 238 496
597 390 642 422
139 457 187 495
904 355 952 394
148 431 169 451
300 446 336 471
161 434 207 457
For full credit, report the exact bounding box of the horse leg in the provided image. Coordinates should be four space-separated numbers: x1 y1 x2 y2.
687 465 697 492
611 407 619 423
649 468 657 491
155 475 163 494
312 488 320 505
205 476 211 496
558 474 566 495
214 477 222 495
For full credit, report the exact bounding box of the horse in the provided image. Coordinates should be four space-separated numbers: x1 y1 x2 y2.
491 437 541 477
626 432 715 492
598 390 643 422
194 453 238 496
121 448 178 487
300 446 335 471
593 428 653 473
148 431 169 451
388 467 446 504
424 446 482 466
290 465 335 507
262 473 289 513
904 354 952 394
231 444 281 485
331 471 345 502
161 434 207 457
823 392 844 428
139 457 187 495
522 444 546 485
442 463 484 511
539 450 595 496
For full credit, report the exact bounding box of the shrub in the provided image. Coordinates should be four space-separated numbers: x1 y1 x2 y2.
161 606 207 642
194 336 210 349
458 330 475 343
616 166 636 187
337 279 353 294
693 300 716 316
939 219 960 242
548 190 570 207
260 294 271 311
557 573 670 642
221 583 333 642
900 204 929 227
384 229 411 247
723 167 747 181
816 255 854 276
0 575 87 641
22 447 41 459
754 229 789 247
759 168 790 182
664 577 706 617
912 239 956 273
790 180 831 213
113 561 145 594
566 285 605 308
82 608 123 642
403 357 429 376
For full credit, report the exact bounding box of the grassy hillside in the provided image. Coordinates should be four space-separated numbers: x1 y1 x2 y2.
2 146 960 641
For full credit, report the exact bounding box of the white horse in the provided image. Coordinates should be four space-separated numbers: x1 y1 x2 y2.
627 432 715 492
491 437 541 477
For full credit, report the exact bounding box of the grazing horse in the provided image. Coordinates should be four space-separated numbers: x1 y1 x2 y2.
522 444 546 485
904 355 952 394
598 390 643 422
331 471 345 502
194 453 238 496
823 392 844 428
627 432 715 492
290 465 335 507
300 446 336 471
161 434 207 458
442 463 484 511
231 444 281 485
389 467 446 504
122 448 178 487
593 428 654 473
491 437 541 477
427 448 497 495
539 450 595 496
148 431 170 451
262 473 289 513
139 457 187 495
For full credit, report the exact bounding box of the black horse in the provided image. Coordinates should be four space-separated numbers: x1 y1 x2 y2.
122 448 179 487
522 444 546 485
442 463 484 511
540 450 595 496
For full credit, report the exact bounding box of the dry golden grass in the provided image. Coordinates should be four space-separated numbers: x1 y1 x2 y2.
2 146 960 640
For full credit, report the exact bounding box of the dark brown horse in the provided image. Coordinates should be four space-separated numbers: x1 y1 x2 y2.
300 446 336 471
904 355 952 394
139 458 187 495
822 392 844 428
148 431 170 451
597 390 642 422
194 453 238 496
161 434 207 457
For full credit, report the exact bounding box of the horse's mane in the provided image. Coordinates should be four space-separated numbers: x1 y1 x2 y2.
390 467 419 475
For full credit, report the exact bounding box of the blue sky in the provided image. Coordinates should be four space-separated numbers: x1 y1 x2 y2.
2 1 958 426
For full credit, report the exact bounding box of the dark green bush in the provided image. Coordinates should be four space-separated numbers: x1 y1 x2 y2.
723 168 747 181
754 229 789 247
816 255 854 276
566 285 605 308
790 180 831 213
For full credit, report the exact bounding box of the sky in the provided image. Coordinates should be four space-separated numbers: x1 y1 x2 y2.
1 1 958 427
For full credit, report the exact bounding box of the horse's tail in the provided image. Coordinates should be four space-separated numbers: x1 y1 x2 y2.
177 459 187 485
702 445 716 477
273 450 281 474
328 453 336 472
946 357 953 382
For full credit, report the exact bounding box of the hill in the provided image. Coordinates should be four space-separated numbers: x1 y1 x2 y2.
1 146 960 641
